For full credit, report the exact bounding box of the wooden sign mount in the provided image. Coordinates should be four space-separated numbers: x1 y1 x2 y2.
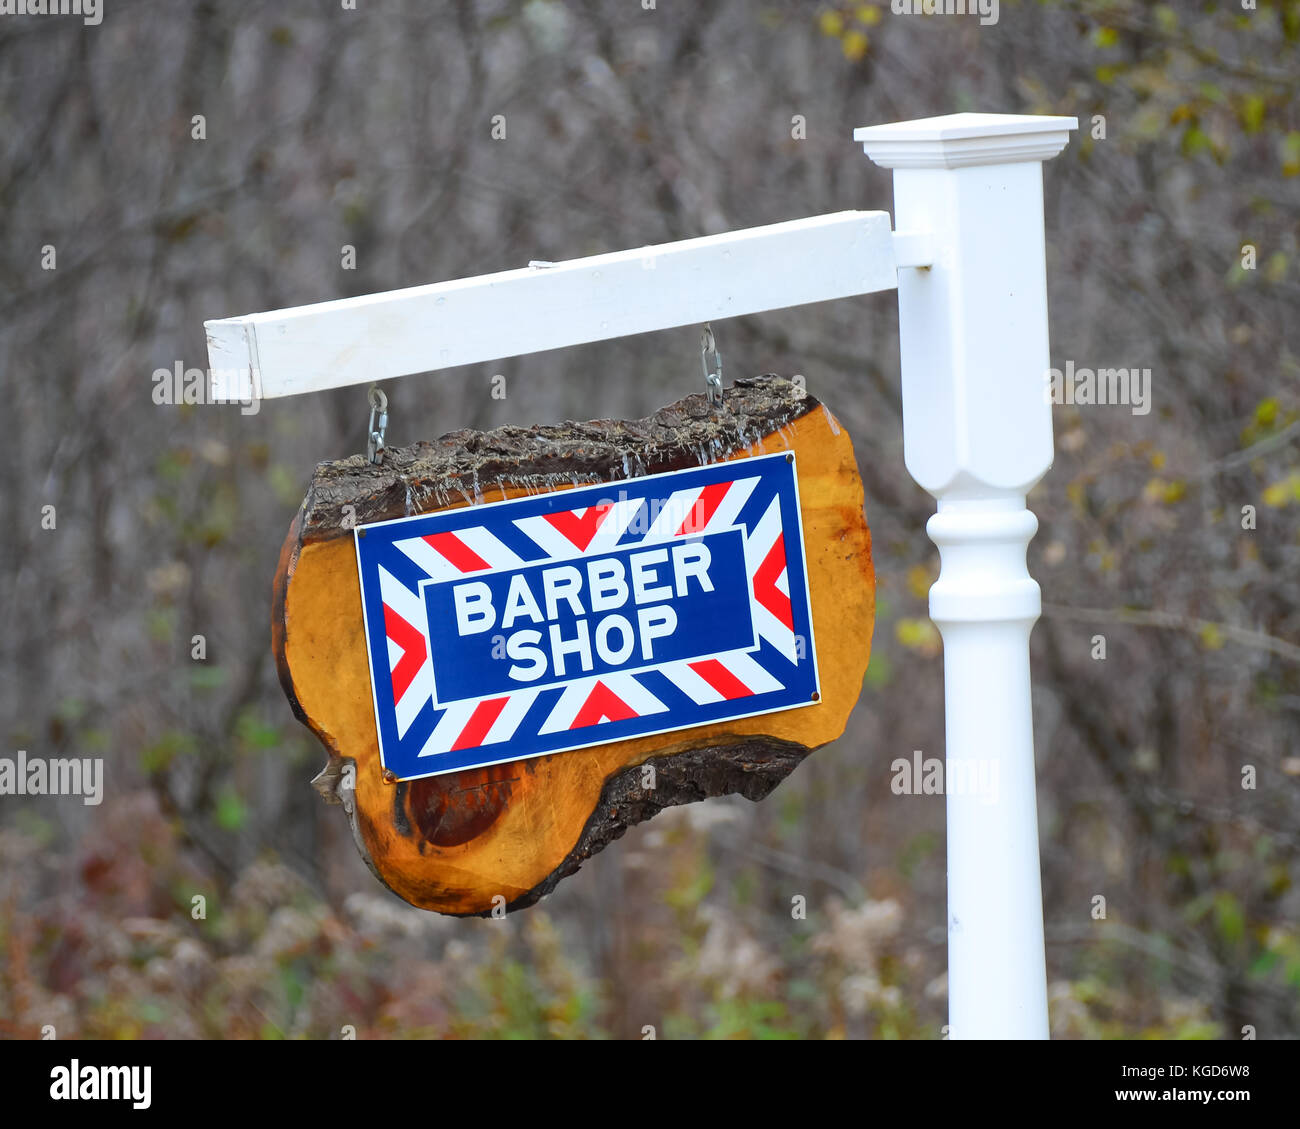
274 375 874 915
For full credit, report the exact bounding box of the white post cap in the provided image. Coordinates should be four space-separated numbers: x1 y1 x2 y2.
853 112 1077 497
854 112 1077 169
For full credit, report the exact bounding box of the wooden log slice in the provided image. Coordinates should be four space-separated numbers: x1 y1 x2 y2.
274 376 874 915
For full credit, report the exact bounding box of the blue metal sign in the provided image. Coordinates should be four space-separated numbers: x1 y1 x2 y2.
354 452 819 781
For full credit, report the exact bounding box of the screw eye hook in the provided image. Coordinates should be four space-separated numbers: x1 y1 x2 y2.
700 324 723 406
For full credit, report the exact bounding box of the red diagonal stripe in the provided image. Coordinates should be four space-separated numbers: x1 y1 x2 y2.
570 680 637 728
688 659 755 701
545 503 613 551
450 696 510 751
677 481 732 536
423 531 490 572
383 604 427 702
753 533 794 631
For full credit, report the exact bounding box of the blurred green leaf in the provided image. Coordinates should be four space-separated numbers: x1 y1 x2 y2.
189 665 228 691
1212 892 1245 946
215 789 248 831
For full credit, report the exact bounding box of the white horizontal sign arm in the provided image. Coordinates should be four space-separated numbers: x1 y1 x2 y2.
206 210 900 402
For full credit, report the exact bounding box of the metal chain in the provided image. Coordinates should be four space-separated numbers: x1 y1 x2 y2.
366 385 388 465
700 324 723 406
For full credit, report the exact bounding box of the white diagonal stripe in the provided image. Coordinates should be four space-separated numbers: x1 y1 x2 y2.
416 699 479 757
393 535 464 581
395 662 434 737
379 565 427 630
699 475 760 534
659 659 725 705
752 603 798 662
643 487 704 542
743 496 784 576
604 673 668 716
743 497 798 661
482 689 540 746
584 497 646 555
718 650 784 694
538 677 598 734
455 526 525 571
513 514 591 561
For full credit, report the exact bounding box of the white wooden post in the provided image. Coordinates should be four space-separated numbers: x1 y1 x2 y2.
856 113 1076 1039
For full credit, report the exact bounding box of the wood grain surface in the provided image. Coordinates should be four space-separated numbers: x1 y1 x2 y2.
274 376 875 915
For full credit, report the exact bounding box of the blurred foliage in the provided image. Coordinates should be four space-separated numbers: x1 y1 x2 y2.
0 796 1247 1038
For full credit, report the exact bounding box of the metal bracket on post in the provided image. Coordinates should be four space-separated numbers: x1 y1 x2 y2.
891 230 935 270
857 112 1077 1041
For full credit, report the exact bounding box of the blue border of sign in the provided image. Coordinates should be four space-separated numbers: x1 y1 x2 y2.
353 452 819 781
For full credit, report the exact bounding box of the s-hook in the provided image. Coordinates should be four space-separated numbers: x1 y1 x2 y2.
701 324 723 406
366 385 388 465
